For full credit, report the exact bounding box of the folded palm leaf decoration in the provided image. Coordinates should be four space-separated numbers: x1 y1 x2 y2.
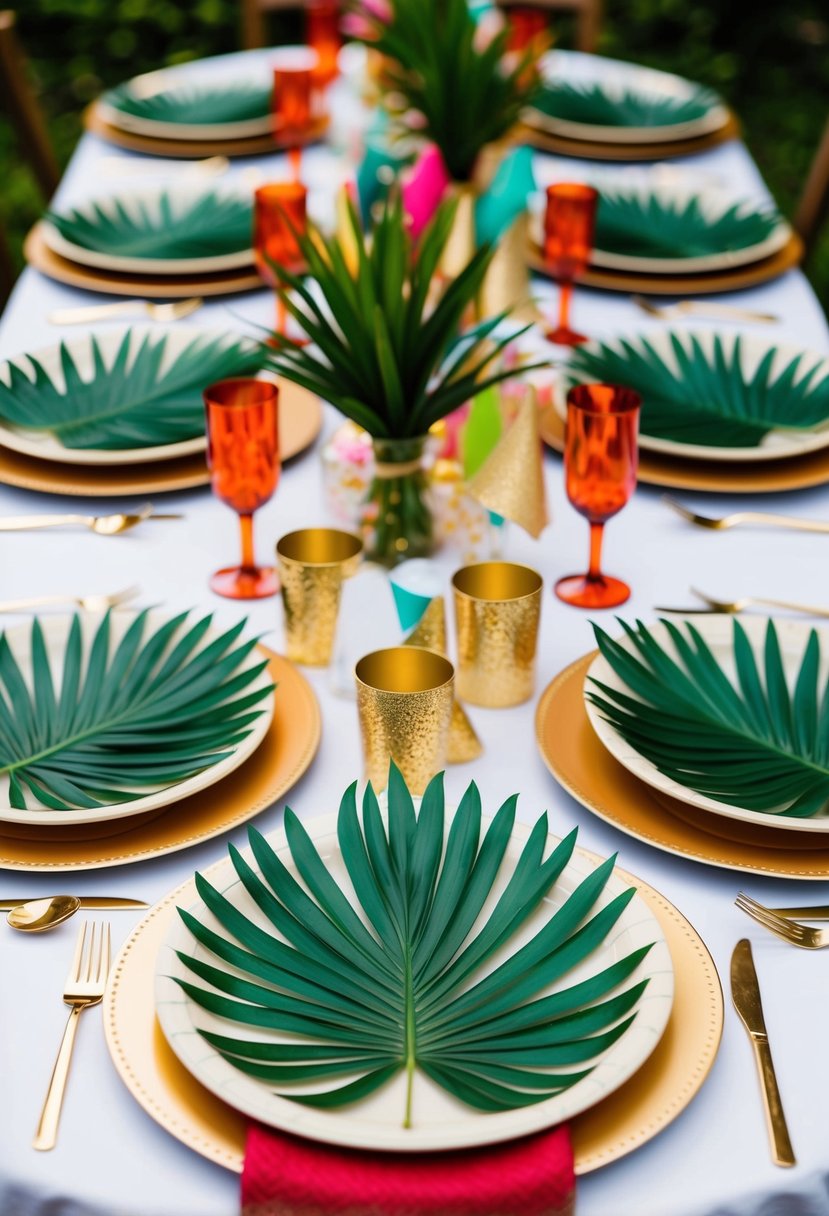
531 81 718 130
104 80 272 126
594 191 780 260
0 611 272 812
174 765 652 1122
355 0 542 182
568 334 829 448
47 191 252 261
0 331 265 450
589 618 829 818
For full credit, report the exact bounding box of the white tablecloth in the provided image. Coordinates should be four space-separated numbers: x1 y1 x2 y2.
1 50 829 1216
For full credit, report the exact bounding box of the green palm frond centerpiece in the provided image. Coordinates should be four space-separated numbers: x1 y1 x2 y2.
47 190 252 262
355 0 542 182
568 333 829 449
104 79 272 127
589 618 829 818
174 765 653 1123
0 611 273 813
0 330 266 451
594 191 781 261
532 81 719 130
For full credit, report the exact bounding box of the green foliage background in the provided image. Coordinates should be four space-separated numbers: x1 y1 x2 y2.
2 0 827 309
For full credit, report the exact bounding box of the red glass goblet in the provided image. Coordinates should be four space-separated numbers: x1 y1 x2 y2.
506 6 549 51
204 378 280 600
254 182 308 338
543 183 598 346
306 0 340 89
555 383 640 610
273 60 314 183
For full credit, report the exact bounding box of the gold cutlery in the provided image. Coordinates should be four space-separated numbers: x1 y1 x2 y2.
663 494 829 534
731 938 796 1167
7 896 80 933
654 588 829 620
48 297 203 325
631 294 778 324
33 921 111 1151
736 893 829 949
0 896 147 911
0 504 182 535
101 154 229 178
0 585 140 614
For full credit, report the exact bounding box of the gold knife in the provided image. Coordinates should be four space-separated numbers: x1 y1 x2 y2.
731 938 796 1167
0 897 148 910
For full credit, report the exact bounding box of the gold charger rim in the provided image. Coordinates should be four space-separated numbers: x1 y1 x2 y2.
520 110 739 161
0 645 320 870
539 403 829 494
103 847 722 1174
0 384 322 496
535 653 829 877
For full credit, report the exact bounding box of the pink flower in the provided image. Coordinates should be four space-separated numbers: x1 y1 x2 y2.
401 145 451 238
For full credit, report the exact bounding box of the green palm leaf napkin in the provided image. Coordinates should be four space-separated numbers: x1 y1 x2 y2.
47 190 253 261
531 80 720 131
0 611 273 812
594 191 780 261
0 330 265 451
568 333 829 449
103 79 272 127
174 764 653 1121
589 617 829 818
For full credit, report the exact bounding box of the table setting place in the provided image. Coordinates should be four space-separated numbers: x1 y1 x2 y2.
1 2 829 1215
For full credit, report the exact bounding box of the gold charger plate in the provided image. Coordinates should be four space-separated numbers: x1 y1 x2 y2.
536 653 829 877
540 404 829 493
0 646 320 871
104 852 722 1174
520 111 739 161
0 381 322 496
529 231 803 296
85 100 329 159
24 222 263 299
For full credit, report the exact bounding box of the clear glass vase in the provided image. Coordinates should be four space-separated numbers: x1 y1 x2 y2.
362 436 434 566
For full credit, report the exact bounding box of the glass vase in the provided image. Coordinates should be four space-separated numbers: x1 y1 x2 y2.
363 436 434 566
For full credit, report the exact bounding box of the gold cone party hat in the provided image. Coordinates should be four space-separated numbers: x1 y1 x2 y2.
403 596 483 764
477 213 541 326
466 387 549 539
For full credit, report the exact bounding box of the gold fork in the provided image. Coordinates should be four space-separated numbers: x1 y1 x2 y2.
654 588 829 620
735 893 829 950
0 504 181 536
33 921 112 1150
0 585 140 613
48 297 203 325
631 295 778 324
663 495 829 535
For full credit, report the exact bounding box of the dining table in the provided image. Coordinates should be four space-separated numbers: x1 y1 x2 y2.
1 44 829 1216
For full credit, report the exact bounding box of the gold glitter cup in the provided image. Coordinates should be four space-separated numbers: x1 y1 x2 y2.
276 528 363 666
452 561 543 707
355 646 454 794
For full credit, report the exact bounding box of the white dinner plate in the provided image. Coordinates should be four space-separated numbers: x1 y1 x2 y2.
0 611 275 827
155 808 674 1152
585 615 829 833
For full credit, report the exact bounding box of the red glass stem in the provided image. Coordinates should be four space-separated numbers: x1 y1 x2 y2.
239 513 256 571
558 279 572 332
588 520 604 581
289 145 302 183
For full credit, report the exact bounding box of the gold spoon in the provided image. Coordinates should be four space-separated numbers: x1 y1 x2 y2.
0 504 182 536
7 895 81 933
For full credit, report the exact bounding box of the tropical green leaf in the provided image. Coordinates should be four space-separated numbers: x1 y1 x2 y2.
262 193 545 438
174 764 651 1122
0 330 266 450
103 79 271 127
594 191 781 260
589 618 829 818
568 334 829 448
47 191 253 261
354 0 542 182
0 611 273 812
531 80 720 130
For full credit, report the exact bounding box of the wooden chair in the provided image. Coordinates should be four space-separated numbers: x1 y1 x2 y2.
0 10 60 304
794 115 829 261
496 0 602 54
241 0 299 49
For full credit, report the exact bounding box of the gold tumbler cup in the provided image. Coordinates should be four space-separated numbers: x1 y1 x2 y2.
355 646 454 794
452 561 543 707
276 527 363 666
